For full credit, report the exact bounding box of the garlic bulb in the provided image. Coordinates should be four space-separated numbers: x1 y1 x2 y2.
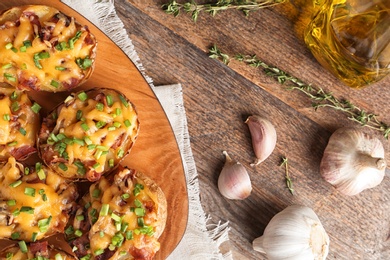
320 127 386 196
253 205 330 260
245 115 277 166
218 151 252 200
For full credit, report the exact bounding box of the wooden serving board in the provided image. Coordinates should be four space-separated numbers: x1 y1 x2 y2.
0 1 188 259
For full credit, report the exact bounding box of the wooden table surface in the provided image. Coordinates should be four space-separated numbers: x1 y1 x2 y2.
114 1 390 259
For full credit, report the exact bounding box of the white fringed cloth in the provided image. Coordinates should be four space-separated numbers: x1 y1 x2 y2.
61 1 231 259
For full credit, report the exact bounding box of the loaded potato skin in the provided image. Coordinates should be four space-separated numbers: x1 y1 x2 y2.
0 156 78 242
0 5 96 92
0 85 40 162
66 167 167 260
38 88 140 182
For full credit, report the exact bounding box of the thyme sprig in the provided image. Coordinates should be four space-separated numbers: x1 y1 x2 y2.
162 0 285 22
209 45 390 139
280 157 294 195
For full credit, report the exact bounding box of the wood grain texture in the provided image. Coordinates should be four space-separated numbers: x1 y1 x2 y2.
0 1 188 259
116 0 390 259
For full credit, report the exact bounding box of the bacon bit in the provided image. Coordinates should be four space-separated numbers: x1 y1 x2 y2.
129 247 155 260
10 145 36 160
70 234 90 258
30 241 49 258
62 78 80 90
23 12 41 38
18 74 39 91
84 31 95 45
111 133 125 150
144 201 155 213
87 170 102 182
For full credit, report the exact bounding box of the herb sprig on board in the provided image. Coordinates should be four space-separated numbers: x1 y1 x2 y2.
280 157 294 195
209 45 390 139
162 0 285 22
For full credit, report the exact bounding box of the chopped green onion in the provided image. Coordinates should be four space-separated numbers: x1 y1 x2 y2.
38 216 52 232
20 206 34 214
76 110 83 120
12 208 20 216
4 73 16 82
10 91 18 100
24 187 36 197
37 169 46 180
80 254 91 260
7 141 18 147
65 225 74 235
117 148 124 158
3 114 10 121
87 144 97 150
111 213 122 222
109 159 115 168
135 208 145 217
81 122 89 132
111 233 124 247
124 120 131 127
108 126 116 131
93 163 100 169
55 253 63 260
84 136 92 145
11 232 20 239
74 229 83 237
18 241 28 253
50 80 60 88
7 200 16 206
58 163 68 171
20 46 27 52
5 43 13 49
11 47 18 53
9 180 22 188
119 95 129 107
76 215 85 221
76 57 92 70
137 217 145 227
57 133 66 140
96 103 104 111
73 138 85 146
24 167 30 175
2 63 12 69
115 108 122 116
106 95 113 107
19 127 26 136
113 122 122 128
100 231 105 237
64 95 74 104
121 193 130 200
33 51 50 69
92 189 101 198
31 102 41 114
21 63 27 70
31 232 38 242
77 92 88 101
125 230 133 240
55 66 66 71
133 183 144 197
23 40 32 48
35 162 42 172
134 199 142 208
99 204 109 216
95 121 106 129
97 145 109 151
95 249 104 256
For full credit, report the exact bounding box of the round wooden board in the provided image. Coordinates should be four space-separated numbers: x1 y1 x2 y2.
0 1 188 259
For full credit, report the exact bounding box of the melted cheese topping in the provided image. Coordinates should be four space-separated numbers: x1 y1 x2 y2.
0 87 40 160
0 245 75 260
0 157 77 241
0 5 96 92
42 89 139 180
82 169 161 259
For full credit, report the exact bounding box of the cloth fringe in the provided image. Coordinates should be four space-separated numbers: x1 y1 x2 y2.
61 0 231 259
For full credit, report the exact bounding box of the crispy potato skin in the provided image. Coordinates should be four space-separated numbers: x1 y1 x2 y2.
0 5 97 92
38 88 140 181
66 167 167 260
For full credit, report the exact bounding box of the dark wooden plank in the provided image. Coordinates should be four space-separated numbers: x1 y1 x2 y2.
117 0 390 259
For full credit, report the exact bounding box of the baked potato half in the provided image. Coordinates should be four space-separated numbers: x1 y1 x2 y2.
38 88 140 182
0 5 96 92
66 167 167 260
0 84 40 162
0 241 76 260
0 156 78 242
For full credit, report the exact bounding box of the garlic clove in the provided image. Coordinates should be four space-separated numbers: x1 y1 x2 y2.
245 115 277 166
218 151 252 200
320 127 386 196
253 205 329 260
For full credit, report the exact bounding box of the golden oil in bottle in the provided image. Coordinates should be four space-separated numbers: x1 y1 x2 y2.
304 0 390 88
